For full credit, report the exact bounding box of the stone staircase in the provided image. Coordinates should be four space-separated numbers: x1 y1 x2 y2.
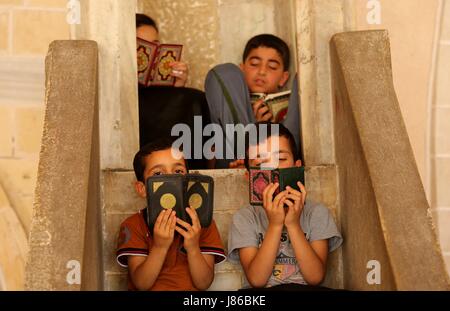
24 30 450 291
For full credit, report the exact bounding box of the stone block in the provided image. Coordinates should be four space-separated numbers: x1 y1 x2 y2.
103 170 145 214
435 209 450 253
331 30 450 290
104 272 128 291
208 271 243 291
15 106 44 154
0 105 13 156
26 0 67 8
13 10 70 54
213 211 234 253
25 40 99 290
190 169 249 213
434 158 450 207
0 0 22 5
0 12 8 52
436 45 450 105
434 107 450 155
104 212 134 273
441 1 450 41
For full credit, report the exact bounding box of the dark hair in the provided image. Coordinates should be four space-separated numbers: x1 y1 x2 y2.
133 137 185 182
242 34 290 71
136 13 158 32
244 122 300 170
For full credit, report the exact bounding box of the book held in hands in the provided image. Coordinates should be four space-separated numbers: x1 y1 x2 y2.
250 90 291 122
137 38 183 87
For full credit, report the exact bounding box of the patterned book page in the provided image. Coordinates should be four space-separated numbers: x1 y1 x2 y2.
151 44 183 86
136 38 159 86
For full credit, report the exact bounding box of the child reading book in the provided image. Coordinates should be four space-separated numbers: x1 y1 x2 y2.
136 14 188 87
228 122 342 289
204 34 301 168
116 138 226 291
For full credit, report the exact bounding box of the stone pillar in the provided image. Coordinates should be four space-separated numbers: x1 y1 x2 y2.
75 0 139 170
295 0 353 165
331 29 450 290
25 40 99 290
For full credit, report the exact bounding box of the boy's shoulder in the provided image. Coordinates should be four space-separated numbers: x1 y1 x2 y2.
120 209 147 228
302 200 334 220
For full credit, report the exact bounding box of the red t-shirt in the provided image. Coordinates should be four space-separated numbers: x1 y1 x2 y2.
116 209 225 290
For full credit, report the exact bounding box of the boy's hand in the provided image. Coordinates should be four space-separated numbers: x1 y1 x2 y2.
284 181 307 228
175 207 201 252
252 99 273 122
263 182 287 227
170 61 188 87
153 209 177 250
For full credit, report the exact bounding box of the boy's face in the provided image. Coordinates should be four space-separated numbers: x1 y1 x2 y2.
135 148 187 198
248 136 301 169
240 46 289 94
137 25 159 43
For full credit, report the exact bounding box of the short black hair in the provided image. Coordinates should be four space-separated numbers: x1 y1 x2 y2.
133 137 185 182
136 13 158 32
244 122 300 170
242 34 290 71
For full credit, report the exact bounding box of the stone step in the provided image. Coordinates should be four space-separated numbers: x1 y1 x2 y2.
102 167 342 291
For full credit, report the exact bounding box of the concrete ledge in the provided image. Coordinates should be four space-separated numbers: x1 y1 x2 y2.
331 30 450 290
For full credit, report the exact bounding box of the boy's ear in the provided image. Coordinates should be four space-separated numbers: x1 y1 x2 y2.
134 181 147 198
239 63 245 71
278 71 290 88
295 159 302 167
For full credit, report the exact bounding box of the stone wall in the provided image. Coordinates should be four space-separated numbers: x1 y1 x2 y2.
0 0 70 290
139 0 297 90
431 0 450 275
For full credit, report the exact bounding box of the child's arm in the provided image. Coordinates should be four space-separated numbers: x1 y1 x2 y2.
175 207 215 290
239 183 288 288
284 182 328 285
128 210 177 290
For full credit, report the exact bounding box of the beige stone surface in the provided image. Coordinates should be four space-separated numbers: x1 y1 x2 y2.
0 203 29 290
0 105 13 157
441 0 450 41
433 158 450 207
296 0 346 166
142 0 220 91
13 10 70 54
354 0 440 186
434 209 450 253
434 107 450 154
217 0 275 65
436 45 450 105
0 157 38 232
25 0 67 8
0 0 22 5
0 12 8 52
25 40 99 290
15 106 44 154
74 0 138 170
331 29 449 290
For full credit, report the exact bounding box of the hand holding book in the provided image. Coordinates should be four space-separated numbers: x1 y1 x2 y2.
250 90 291 123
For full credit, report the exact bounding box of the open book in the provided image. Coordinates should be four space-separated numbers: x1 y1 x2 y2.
250 90 291 122
137 38 183 87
